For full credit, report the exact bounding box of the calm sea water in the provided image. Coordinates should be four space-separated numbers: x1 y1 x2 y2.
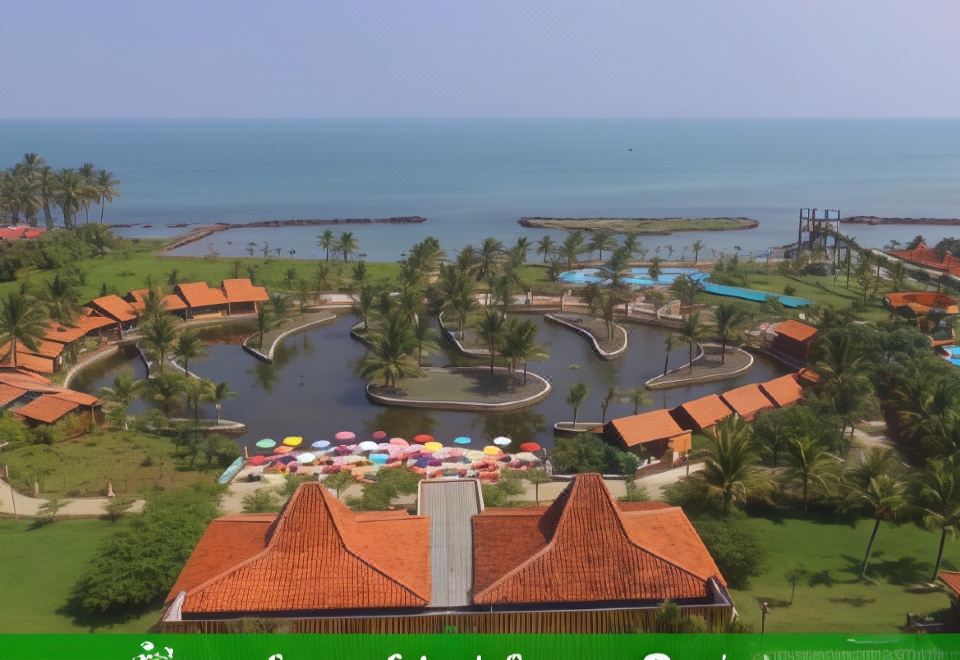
2 119 960 260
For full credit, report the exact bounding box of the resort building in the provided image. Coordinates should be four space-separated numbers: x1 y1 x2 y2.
0 339 66 374
221 278 269 315
768 319 818 364
889 242 960 277
0 368 101 426
86 295 139 335
939 571 960 616
44 315 117 346
162 474 732 633
125 288 190 318
603 409 692 461
669 394 733 432
758 373 806 408
0 226 44 241
719 383 775 421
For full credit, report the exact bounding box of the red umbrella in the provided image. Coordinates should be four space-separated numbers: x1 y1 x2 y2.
371 430 388 441
413 433 434 443
519 441 542 452
248 455 267 466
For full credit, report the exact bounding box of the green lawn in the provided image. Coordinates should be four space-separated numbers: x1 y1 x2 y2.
3 429 219 498
0 518 161 633
730 513 959 633
372 367 547 404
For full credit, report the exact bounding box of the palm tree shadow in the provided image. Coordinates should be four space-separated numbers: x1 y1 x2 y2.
838 552 931 586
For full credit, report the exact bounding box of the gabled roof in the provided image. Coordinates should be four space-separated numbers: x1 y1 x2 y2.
671 394 733 430
472 474 723 605
13 395 80 423
50 390 100 407
0 368 53 387
0 383 27 406
605 409 688 448
88 295 138 323
179 483 431 615
163 293 189 312
174 283 228 309
1 339 65 359
774 319 818 343
44 315 117 344
0 352 55 374
221 278 269 304
759 373 805 408
720 383 776 419
940 570 960 598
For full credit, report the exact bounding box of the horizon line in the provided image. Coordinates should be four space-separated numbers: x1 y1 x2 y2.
2 116 960 122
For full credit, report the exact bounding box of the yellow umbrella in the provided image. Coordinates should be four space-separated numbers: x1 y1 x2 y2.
483 445 502 456
282 436 303 447
423 441 443 452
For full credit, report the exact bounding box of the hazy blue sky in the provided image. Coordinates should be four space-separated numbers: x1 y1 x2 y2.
2 0 957 119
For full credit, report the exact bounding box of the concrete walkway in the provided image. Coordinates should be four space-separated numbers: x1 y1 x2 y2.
0 477 145 518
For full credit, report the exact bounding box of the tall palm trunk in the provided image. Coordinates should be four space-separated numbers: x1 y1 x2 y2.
932 527 948 582
216 403 222 424
688 341 694 374
721 338 727 364
663 344 671 376
100 201 105 224
860 518 882 577
42 204 53 230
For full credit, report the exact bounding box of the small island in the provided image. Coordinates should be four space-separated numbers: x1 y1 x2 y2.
366 366 551 411
518 216 758 235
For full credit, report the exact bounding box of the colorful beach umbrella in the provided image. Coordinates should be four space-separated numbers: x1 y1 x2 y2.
312 440 331 449
247 455 267 466
335 431 356 442
483 445 502 456
282 436 303 447
358 440 379 452
371 430 388 441
370 453 389 465
297 452 317 464
519 441 542 452
413 433 435 443
273 445 293 454
255 438 276 449
390 437 409 447
454 436 472 445
423 441 443 452
493 436 512 447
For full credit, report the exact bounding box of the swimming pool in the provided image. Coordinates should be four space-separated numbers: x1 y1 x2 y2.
942 346 960 366
558 267 701 287
695 280 813 308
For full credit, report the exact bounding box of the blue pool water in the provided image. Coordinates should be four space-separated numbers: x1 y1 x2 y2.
942 346 960 366
694 279 813 308
558 267 701 287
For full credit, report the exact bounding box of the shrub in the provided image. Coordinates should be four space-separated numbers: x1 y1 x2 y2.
242 488 280 513
550 433 640 475
783 285 797 296
691 512 766 589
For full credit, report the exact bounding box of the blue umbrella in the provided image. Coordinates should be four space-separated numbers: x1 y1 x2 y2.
312 440 331 449
454 436 472 445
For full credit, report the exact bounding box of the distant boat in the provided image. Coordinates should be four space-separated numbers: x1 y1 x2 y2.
628 148 634 152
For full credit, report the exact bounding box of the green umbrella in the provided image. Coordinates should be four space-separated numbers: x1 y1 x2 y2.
255 438 276 449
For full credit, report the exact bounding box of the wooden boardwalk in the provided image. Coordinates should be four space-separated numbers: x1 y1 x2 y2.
418 480 483 608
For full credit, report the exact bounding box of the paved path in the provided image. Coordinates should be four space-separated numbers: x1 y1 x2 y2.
0 477 144 518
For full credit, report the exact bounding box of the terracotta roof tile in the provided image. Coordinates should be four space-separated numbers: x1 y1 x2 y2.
0 384 27 406
180 483 430 615
88 295 138 323
162 293 188 312
940 570 960 597
473 474 723 605
797 368 820 385
0 368 53 387
13 395 80 423
1 339 65 359
222 278 269 304
50 390 100 407
605 409 688 448
45 315 117 344
0 352 55 374
720 383 776 420
174 283 228 309
759 373 805 408
774 319 818 343
672 394 733 430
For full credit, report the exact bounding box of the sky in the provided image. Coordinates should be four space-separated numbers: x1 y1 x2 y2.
1 0 958 119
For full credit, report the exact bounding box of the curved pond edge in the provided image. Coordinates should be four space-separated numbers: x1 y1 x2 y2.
544 313 628 360
366 366 552 412
437 311 489 358
645 343 754 389
552 421 604 437
242 313 338 363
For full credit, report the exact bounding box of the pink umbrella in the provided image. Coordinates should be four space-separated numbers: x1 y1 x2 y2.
371 430 388 441
335 445 352 455
390 437 409 447
335 431 356 442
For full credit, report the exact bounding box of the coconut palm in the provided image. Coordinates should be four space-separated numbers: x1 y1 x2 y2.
337 231 359 262
255 304 272 348
663 333 678 376
567 382 589 425
514 236 530 263
183 378 215 422
622 388 650 415
912 458 960 581
714 302 748 364
360 312 419 388
690 239 706 263
98 372 143 430
411 314 438 368
318 229 335 261
94 169 121 224
696 416 770 516
173 331 206 374
140 312 180 374
647 256 664 281
559 231 586 269
589 230 617 261
782 437 837 511
475 309 506 377
41 273 82 324
500 317 547 384
623 232 639 257
536 236 555 263
268 292 289 327
37 166 56 229
54 169 85 228
141 287 168 322
148 371 186 414
845 474 907 577
679 312 703 374
478 237 505 284
208 381 237 424
0 292 46 368
813 331 873 451
599 386 619 424
598 246 631 288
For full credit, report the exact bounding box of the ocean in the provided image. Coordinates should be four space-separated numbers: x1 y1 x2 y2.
2 118 960 260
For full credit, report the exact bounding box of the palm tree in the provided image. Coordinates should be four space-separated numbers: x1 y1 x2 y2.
0 292 46 368
888 260 907 291
663 333 678 376
525 468 552 506
78 163 97 223
598 246 631 288
338 231 359 262
696 416 770 516
623 232 639 257
536 236 555 263
567 382 589 425
622 388 650 415
560 231 586 269
599 386 618 424
37 166 56 229
500 317 546 384
475 309 506 377
690 239 706 264
679 312 703 374
912 458 960 581
647 256 664 281
98 372 143 430
814 331 873 451
411 314 438 368
148 371 186 414
318 229 335 261
54 169 85 228
782 437 837 512
205 381 237 424
173 331 205 374
360 313 419 388
41 273 82 324
268 292 289 327
514 236 530 262
845 474 907 577
141 313 180 374
183 378 215 421
255 304 272 348
589 230 617 261
95 170 121 224
714 302 747 364
478 237 505 285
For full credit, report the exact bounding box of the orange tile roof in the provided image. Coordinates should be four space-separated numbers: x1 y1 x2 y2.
1 339 65 359
88 295 138 323
759 373 805 408
672 394 733 430
0 352 55 374
174 282 228 309
606 409 688 448
0 383 27 406
163 293 188 312
472 474 724 605
221 278 269 304
797 368 820 385
720 383 776 420
13 395 80 423
178 483 431 615
51 390 100 407
774 319 818 343
0 368 53 387
44 315 117 344
940 570 960 597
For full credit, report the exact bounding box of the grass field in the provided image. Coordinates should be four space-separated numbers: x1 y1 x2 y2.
3 429 219 498
0 518 161 633
730 513 959 633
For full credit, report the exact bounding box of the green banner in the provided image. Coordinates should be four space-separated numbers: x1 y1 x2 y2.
2 634 960 660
